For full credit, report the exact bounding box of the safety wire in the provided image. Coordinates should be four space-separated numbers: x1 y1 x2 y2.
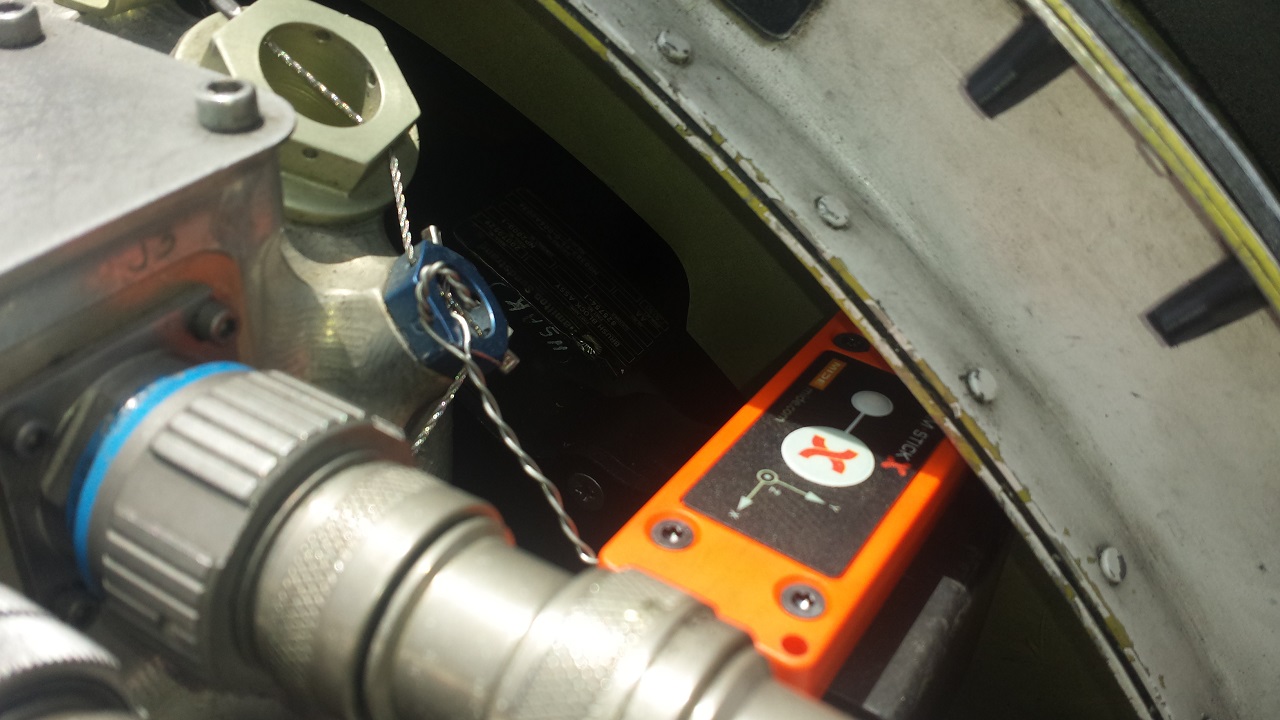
411 229 466 455
216 0 598 564
416 261 599 565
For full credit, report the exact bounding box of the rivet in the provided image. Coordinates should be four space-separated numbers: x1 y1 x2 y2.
656 30 692 65
814 195 851 230
963 367 998 403
1099 546 1127 585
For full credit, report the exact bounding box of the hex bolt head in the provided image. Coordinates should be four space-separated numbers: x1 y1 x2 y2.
814 195 851 230
656 30 692 65
190 300 238 344
963 367 998 403
650 518 694 550
1099 546 1127 585
196 78 262 134
0 1 43 49
781 583 826 619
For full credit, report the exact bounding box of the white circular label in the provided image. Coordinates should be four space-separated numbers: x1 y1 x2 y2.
780 426 875 488
851 390 894 417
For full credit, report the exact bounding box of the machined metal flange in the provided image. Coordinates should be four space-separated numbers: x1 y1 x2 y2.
173 0 420 223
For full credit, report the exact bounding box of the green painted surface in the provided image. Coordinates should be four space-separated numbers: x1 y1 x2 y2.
944 542 1136 720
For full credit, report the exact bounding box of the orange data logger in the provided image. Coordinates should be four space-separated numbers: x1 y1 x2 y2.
601 315 968 695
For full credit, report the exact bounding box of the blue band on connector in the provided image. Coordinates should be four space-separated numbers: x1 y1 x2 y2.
70 362 249 590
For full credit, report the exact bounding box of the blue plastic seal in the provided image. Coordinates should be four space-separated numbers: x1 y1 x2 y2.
383 244 509 371
69 362 249 590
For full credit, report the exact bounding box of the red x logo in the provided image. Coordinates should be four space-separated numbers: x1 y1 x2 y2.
881 457 911 477
798 435 859 473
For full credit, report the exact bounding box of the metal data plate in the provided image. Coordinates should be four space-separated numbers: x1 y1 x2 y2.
535 1 1280 718
0 10 293 382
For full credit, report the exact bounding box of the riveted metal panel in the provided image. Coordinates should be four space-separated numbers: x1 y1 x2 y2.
531 1 1280 718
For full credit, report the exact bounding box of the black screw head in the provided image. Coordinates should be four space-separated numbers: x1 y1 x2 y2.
650 519 694 550
833 333 871 353
566 473 604 512
4 413 49 460
52 587 96 627
780 583 826 618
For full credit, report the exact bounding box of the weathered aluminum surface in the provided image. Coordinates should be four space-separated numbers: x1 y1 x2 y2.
1032 0 1280 315
248 218 455 426
0 11 294 385
540 1 1280 718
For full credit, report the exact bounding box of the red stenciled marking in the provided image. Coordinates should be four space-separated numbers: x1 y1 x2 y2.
798 435 858 473
881 457 911 477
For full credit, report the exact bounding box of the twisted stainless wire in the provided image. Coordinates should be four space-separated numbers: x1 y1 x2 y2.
411 368 466 455
389 155 415 261
413 258 486 339
263 41 365 124
417 265 599 565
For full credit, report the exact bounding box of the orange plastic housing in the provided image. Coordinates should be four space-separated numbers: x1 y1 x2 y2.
600 315 967 695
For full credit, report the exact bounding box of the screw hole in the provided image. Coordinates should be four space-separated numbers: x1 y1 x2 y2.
782 635 808 655
789 589 818 611
780 582 825 618
314 29 332 43
649 518 694 549
302 147 319 159
206 79 245 97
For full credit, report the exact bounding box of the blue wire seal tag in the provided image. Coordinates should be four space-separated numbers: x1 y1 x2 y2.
383 243 509 371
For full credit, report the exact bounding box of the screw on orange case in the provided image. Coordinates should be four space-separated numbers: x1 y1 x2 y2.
601 315 968 695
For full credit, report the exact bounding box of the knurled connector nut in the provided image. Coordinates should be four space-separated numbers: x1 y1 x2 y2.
84 368 409 685
491 570 709 720
0 584 128 713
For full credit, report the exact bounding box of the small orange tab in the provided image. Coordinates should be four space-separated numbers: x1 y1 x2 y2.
809 357 847 390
